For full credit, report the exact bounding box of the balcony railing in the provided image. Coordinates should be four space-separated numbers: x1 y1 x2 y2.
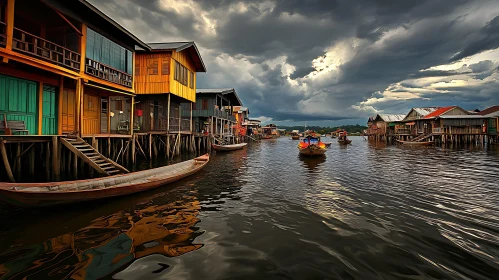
12 28 81 71
169 118 191 132
192 108 236 121
0 21 6 47
432 127 443 134
85 58 132 88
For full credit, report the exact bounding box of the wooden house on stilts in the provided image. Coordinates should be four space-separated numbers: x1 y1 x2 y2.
134 42 207 159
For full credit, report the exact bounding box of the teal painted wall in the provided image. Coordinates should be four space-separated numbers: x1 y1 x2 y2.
42 85 57 135
86 28 133 74
0 74 38 134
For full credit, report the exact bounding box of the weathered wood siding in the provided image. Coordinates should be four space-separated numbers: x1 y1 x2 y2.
82 93 100 135
170 50 196 102
41 84 57 135
134 52 172 94
0 74 38 134
61 88 76 133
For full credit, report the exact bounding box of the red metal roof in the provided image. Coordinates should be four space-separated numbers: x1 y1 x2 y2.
423 106 455 119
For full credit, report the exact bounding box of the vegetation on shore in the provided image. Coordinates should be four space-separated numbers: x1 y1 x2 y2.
279 124 367 135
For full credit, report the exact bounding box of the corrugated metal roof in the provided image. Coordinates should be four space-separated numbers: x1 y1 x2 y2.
148 42 193 50
478 105 499 116
423 106 456 119
378 114 405 122
482 111 499 118
197 88 234 94
439 115 485 119
197 88 242 106
413 107 438 116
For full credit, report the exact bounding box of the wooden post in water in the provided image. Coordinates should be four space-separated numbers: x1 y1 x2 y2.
131 134 136 164
52 136 60 181
15 143 21 178
0 138 15 182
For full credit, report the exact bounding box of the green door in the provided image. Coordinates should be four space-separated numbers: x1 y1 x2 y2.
42 85 57 135
0 75 37 135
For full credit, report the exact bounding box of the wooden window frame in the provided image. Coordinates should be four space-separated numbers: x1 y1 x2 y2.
161 58 170 75
147 58 159 75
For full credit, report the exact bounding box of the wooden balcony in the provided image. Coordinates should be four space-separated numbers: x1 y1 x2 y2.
85 58 132 88
169 118 191 132
0 21 6 47
12 28 81 71
191 109 236 121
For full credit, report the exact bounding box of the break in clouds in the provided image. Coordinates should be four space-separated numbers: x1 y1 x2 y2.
89 0 499 126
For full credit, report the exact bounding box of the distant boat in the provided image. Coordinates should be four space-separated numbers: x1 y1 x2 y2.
0 154 210 207
290 131 300 140
338 138 352 145
212 143 247 151
298 131 327 156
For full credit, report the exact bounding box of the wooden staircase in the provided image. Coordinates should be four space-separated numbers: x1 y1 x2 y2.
60 137 129 176
411 133 433 142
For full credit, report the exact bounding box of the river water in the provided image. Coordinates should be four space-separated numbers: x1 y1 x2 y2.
0 136 498 279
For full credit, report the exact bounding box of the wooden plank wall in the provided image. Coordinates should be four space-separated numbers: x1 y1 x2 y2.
134 52 171 94
170 50 196 102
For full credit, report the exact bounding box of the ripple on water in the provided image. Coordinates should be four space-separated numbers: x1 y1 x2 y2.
0 137 498 279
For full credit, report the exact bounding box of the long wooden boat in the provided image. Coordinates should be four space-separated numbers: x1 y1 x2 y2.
298 134 327 156
298 145 327 156
291 135 300 140
212 143 247 151
397 140 433 146
0 154 210 207
338 139 352 145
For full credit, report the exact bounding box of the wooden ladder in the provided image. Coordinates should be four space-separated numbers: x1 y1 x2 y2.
60 137 129 176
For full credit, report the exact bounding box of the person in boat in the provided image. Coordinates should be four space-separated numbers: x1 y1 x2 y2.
248 126 253 136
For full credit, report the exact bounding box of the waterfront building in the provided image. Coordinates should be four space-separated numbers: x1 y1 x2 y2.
184 88 241 136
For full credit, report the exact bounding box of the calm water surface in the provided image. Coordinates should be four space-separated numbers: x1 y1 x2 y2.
1 136 498 279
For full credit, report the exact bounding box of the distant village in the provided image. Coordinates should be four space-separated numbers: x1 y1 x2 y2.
366 106 499 144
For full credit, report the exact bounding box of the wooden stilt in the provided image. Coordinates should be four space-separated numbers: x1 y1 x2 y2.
131 134 136 163
52 136 60 181
0 138 15 182
15 143 21 178
29 143 35 178
45 142 51 181
148 134 152 160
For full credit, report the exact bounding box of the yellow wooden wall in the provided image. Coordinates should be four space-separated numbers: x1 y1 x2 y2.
170 50 196 102
134 53 171 94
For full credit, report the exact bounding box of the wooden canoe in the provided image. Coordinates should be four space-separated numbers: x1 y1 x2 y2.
0 154 210 207
338 139 352 144
397 140 433 145
298 145 327 156
212 143 247 151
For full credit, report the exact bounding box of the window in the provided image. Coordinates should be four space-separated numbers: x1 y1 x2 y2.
202 99 209 110
147 58 158 75
174 61 189 86
161 59 170 75
86 28 133 74
189 71 194 89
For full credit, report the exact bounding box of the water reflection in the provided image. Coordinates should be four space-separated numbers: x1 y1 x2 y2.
1 136 499 279
299 154 326 172
0 192 203 279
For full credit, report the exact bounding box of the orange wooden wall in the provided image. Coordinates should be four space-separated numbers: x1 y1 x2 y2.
135 52 172 94
61 88 76 133
82 93 100 135
170 50 196 102
134 50 197 102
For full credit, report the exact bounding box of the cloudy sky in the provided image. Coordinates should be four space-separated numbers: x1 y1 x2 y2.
89 0 499 126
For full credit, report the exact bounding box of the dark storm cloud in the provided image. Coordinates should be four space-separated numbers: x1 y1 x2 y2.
452 15 499 61
88 0 499 124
